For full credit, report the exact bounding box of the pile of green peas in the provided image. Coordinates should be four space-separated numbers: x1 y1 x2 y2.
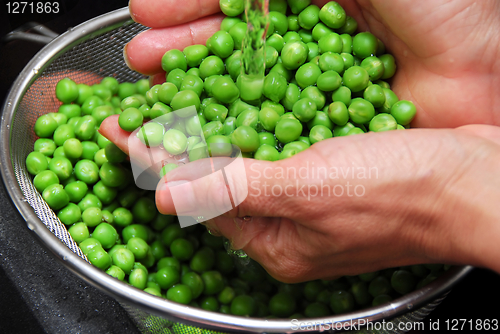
123 0 417 164
25 0 445 319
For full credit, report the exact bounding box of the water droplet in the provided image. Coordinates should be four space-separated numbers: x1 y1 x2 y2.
33 68 39 75
63 255 68 261
6 124 10 129
27 223 35 231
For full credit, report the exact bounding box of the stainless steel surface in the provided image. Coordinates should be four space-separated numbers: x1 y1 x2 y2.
0 7 473 333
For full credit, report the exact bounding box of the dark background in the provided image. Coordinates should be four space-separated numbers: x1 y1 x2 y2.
1 1 499 333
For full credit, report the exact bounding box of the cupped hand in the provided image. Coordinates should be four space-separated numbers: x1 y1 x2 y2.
100 117 500 282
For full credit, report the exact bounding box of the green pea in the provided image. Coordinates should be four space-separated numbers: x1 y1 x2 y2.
56 78 79 104
199 56 225 79
281 41 308 70
332 86 352 106
317 70 342 92
343 66 369 92
318 32 343 54
230 126 260 152
106 265 125 281
219 0 244 16
330 290 354 314
275 118 302 144
48 157 72 181
91 84 112 102
33 138 56 157
92 180 117 205
363 84 386 108
379 54 396 79
291 98 316 123
182 45 208 68
360 56 385 81
267 34 285 53
99 162 127 188
227 50 242 79
254 145 280 161
212 76 240 104
33 170 59 193
327 101 349 126
132 197 157 224
236 108 259 129
288 0 311 14
93 223 117 249
165 70 185 91
203 104 228 123
118 82 137 100
57 203 81 225
26 151 48 175
75 84 93 105
281 83 301 111
126 237 149 260
118 108 143 132
156 266 180 290
68 222 90 244
319 1 346 28
73 159 99 185
391 100 417 125
338 15 358 35
269 292 296 317
294 62 321 89
58 104 81 120
309 125 333 144
353 32 378 59
136 122 165 147
52 124 74 146
78 193 102 211
162 129 188 155
161 49 187 73
64 181 87 203
180 75 204 97
369 276 392 297
81 96 104 116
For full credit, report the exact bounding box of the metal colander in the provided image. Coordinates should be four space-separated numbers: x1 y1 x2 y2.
0 7 472 334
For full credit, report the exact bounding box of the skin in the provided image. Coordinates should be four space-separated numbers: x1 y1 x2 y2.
101 0 500 282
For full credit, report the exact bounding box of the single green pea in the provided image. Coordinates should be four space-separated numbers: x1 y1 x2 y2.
99 162 127 188
52 124 75 147
132 197 157 224
120 96 142 111
199 56 225 79
310 125 333 144
26 151 48 175
48 157 73 181
57 203 81 225
33 170 59 193
319 1 346 29
379 54 396 79
391 100 417 125
161 49 187 73
208 31 234 59
294 62 321 89
33 138 56 157
118 82 137 100
76 84 93 105
230 126 260 152
163 129 188 155
275 118 303 144
56 78 79 104
78 193 102 211
206 135 232 157
93 180 117 205
64 181 88 203
73 159 99 185
165 70 186 91
34 114 58 138
62 138 83 160
257 107 279 132
353 32 378 59
254 145 280 161
318 32 343 54
330 290 355 314
128 268 147 289
281 41 308 70
180 74 204 97
281 83 301 111
137 122 165 147
150 102 174 121
156 266 180 290
269 292 296 317
170 91 200 117
82 207 103 227
211 76 240 104
343 66 369 92
306 42 319 62
360 56 385 81
236 108 259 129
327 101 349 126
93 223 117 249
348 98 375 124
58 104 81 120
183 44 209 67
91 84 112 102
267 34 285 53
363 84 386 108
118 108 143 132
204 104 228 122
338 15 358 34
106 265 125 281
317 71 342 92
68 222 90 244
331 86 352 107
292 98 316 123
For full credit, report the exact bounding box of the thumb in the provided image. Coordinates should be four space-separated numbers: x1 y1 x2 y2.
155 155 307 219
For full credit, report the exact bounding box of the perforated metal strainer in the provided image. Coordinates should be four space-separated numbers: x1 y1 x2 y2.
0 7 472 334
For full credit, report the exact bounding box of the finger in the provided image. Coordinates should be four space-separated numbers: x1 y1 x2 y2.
129 0 221 28
125 14 224 75
456 124 500 146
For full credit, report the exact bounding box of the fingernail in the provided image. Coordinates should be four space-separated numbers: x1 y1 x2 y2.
123 43 135 71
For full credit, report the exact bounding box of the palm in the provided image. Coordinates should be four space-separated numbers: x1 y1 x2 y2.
344 0 500 128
